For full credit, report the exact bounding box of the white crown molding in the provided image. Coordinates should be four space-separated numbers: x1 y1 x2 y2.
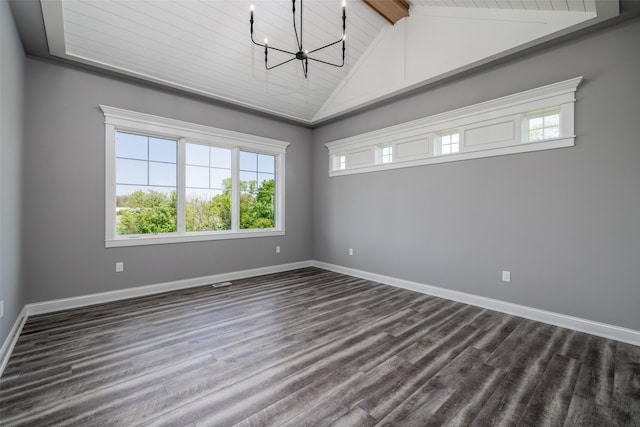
311 261 640 346
100 105 290 153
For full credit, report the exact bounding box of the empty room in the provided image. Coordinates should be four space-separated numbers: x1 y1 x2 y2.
1 0 639 425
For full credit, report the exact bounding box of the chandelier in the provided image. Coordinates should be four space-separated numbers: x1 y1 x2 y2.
250 0 346 78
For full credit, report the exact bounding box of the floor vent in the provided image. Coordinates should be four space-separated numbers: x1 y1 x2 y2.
212 281 233 288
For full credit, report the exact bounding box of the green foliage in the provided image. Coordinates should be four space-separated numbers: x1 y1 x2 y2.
241 179 275 229
116 178 275 235
186 178 232 232
116 190 177 235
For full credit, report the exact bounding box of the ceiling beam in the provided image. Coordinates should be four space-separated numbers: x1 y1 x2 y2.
362 0 410 25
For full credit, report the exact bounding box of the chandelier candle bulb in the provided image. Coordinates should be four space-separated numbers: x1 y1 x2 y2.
250 5 254 35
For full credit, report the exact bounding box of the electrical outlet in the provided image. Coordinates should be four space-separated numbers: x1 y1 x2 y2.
502 270 511 282
116 262 124 272
0 300 4 319
349 248 354 256
276 246 281 254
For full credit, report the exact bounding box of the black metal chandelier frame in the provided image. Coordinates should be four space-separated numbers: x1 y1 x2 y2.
250 0 346 78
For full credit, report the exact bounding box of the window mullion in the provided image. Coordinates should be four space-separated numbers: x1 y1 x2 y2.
177 138 186 233
231 147 240 232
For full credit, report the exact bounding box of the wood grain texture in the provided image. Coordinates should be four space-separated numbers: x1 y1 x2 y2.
1 267 638 426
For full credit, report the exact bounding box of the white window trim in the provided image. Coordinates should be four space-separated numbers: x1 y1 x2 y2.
326 77 581 177
101 105 289 248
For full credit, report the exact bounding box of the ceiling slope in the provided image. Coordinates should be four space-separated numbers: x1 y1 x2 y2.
39 0 618 124
314 1 619 122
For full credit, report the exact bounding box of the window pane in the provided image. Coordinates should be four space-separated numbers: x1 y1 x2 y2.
149 161 176 187
240 170 257 187
240 151 276 229
529 129 543 141
544 114 560 127
442 135 451 145
210 146 232 169
117 185 173 197
258 154 275 173
186 165 209 188
115 186 176 235
544 126 559 139
451 143 459 153
451 134 459 143
149 137 176 162
529 117 543 130
117 158 147 185
258 173 274 186
186 143 210 166
240 190 275 230
240 151 257 171
186 189 231 232
116 132 148 160
211 168 231 190
442 145 451 154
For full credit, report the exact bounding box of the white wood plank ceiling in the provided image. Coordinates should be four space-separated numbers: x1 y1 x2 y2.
412 0 595 12
41 0 614 124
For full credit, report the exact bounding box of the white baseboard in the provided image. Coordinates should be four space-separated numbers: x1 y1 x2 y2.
0 306 28 377
4 258 638 377
311 260 640 346
26 260 312 316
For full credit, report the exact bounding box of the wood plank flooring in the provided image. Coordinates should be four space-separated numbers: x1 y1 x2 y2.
1 267 639 426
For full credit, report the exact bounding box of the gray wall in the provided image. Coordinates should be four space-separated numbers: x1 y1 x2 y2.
23 59 313 303
1 1 26 344
312 17 640 331
9 4 640 337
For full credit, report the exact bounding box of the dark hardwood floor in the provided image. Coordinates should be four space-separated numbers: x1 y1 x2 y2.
1 267 638 426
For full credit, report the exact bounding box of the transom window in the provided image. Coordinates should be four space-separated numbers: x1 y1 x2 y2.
326 77 579 176
338 154 346 170
436 131 460 155
103 106 288 247
526 108 560 141
376 144 393 164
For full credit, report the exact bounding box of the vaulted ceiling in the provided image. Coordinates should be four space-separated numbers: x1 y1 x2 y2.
34 0 618 124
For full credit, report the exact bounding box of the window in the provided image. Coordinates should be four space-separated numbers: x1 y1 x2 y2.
525 108 560 141
436 131 459 155
376 144 393 164
239 151 276 229
331 153 347 171
327 77 581 176
185 143 232 232
102 106 289 247
116 132 178 235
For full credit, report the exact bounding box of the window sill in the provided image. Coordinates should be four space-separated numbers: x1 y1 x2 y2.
105 229 285 248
